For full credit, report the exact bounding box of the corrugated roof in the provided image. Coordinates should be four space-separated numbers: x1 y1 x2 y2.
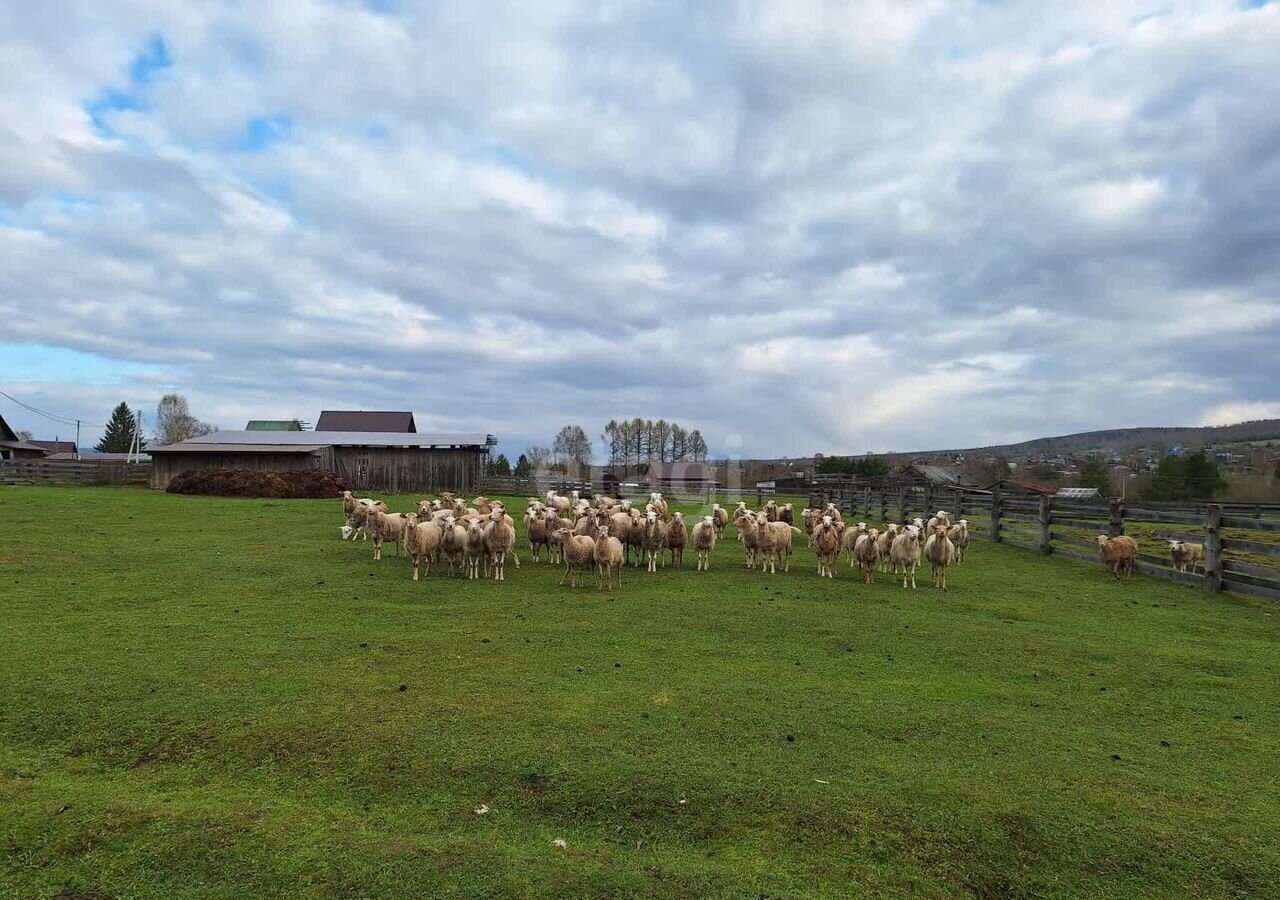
316 410 416 432
45 451 152 462
152 430 495 450
0 439 52 452
907 464 963 485
151 441 328 454
246 420 303 431
1055 487 1103 499
27 440 77 454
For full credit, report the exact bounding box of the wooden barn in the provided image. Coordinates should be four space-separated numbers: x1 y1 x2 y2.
150 430 495 492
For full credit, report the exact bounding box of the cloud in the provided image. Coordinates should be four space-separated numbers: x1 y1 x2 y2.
1 0 1279 457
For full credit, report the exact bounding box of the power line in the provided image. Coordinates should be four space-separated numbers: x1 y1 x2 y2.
0 389 107 429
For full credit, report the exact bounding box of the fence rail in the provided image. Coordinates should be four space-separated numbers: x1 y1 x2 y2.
0 459 151 486
808 480 1280 603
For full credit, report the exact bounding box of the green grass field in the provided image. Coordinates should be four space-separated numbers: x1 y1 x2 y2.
2 487 1278 899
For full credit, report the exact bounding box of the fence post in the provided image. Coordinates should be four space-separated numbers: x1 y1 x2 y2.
1204 504 1223 594
991 485 1002 543
1108 498 1125 538
898 486 908 523
1039 494 1052 554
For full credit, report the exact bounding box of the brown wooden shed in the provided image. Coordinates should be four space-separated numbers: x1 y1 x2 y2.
150 430 494 492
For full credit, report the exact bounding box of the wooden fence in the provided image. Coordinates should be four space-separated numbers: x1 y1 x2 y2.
809 481 1280 603
0 459 152 487
477 476 787 504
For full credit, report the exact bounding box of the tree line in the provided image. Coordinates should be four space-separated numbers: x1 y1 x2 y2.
600 419 707 468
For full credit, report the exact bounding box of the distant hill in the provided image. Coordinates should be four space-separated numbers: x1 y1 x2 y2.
898 419 1280 459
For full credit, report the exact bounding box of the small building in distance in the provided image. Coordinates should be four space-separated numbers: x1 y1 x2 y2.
1055 487 1102 500
150 429 494 492
246 419 306 432
985 478 1056 496
646 461 720 489
900 464 967 488
0 413 52 460
315 410 416 433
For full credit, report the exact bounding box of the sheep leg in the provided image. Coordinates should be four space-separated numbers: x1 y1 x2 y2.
412 555 420 581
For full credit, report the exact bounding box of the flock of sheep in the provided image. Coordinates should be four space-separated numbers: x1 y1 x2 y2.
1095 534 1204 583
338 489 976 591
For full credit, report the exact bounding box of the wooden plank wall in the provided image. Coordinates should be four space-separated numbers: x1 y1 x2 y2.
2 460 151 486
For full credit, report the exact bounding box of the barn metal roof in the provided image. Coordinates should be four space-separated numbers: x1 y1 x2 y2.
315 410 416 432
152 430 495 451
150 441 328 454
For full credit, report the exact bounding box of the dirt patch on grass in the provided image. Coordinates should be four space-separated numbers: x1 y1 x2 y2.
166 469 350 499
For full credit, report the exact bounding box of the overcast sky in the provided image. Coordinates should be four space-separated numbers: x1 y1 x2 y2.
3 1 1279 458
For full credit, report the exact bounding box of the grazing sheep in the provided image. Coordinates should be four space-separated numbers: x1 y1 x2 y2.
464 518 487 580
527 511 552 562
439 515 467 575
812 515 841 578
711 503 729 539
756 517 802 574
1168 540 1204 574
737 513 761 569
841 522 867 568
341 491 386 541
855 529 880 584
641 511 668 573
546 491 572 515
947 520 970 564
875 524 899 573
926 510 951 533
361 506 411 561
692 515 717 571
594 525 624 591
890 525 923 589
666 512 688 567
551 528 596 587
649 492 669 520
404 514 443 581
624 509 647 567
483 508 517 581
927 524 954 589
1097 535 1137 582
573 508 600 539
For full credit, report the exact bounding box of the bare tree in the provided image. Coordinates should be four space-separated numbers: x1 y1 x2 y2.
524 445 554 472
16 429 33 441
155 393 217 445
553 425 592 470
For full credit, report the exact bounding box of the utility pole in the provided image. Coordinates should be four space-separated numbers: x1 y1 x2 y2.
75 420 81 460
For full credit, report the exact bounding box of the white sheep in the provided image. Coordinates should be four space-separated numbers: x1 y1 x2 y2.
594 525 624 591
692 515 717 571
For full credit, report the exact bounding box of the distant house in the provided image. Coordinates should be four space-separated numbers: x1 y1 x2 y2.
646 461 720 488
1055 487 1102 500
757 475 813 494
315 410 416 432
27 439 77 455
246 419 305 432
985 478 1056 496
0 413 51 460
